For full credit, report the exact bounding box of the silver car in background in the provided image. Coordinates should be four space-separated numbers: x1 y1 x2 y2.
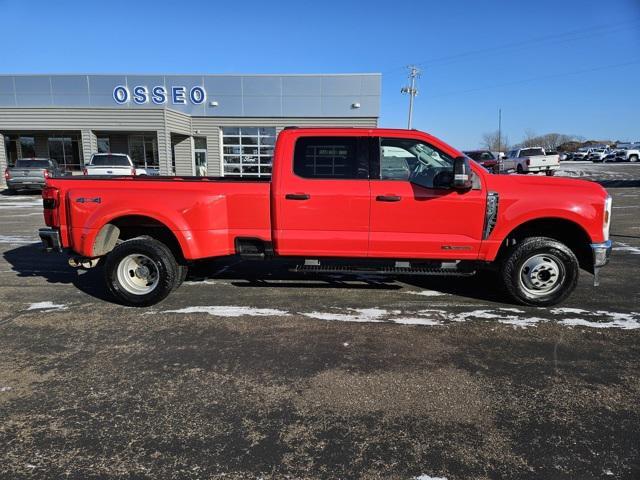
4 158 65 193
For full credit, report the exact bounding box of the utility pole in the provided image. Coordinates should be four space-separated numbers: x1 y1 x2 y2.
497 108 502 151
401 65 421 129
497 108 502 172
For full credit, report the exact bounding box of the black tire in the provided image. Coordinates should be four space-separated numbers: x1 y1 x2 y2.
545 170 555 176
174 265 189 290
104 237 179 307
7 188 16 195
516 164 524 174
630 155 639 163
500 237 579 306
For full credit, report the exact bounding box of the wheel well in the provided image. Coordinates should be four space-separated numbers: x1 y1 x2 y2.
99 215 186 264
498 218 593 272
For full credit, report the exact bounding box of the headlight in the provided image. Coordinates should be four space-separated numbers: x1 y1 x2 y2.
603 196 612 241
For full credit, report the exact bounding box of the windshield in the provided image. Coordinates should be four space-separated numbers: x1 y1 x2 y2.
15 159 49 168
90 155 130 166
519 148 545 157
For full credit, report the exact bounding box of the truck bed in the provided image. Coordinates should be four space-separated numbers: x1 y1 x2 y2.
46 175 272 260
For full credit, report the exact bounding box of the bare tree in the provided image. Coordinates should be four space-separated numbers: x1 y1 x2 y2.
519 129 539 148
481 131 509 152
516 132 580 150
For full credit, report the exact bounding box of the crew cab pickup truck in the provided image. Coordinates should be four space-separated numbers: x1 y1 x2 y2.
504 147 560 175
39 128 612 307
615 146 640 163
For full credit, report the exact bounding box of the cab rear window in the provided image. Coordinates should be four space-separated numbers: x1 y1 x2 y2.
90 155 130 166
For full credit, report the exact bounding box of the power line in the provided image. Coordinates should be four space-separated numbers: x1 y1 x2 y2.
382 19 640 74
426 58 640 99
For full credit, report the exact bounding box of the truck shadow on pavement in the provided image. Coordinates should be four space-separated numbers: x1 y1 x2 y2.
3 245 508 304
2 243 114 302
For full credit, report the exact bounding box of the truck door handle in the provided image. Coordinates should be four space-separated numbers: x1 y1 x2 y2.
376 195 401 202
285 193 310 200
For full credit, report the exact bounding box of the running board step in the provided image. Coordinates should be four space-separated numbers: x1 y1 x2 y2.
292 264 476 277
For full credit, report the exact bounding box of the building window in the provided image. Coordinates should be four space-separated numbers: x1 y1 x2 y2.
97 137 110 153
48 136 81 171
293 136 369 179
222 127 275 177
5 136 18 166
20 137 36 158
129 135 158 169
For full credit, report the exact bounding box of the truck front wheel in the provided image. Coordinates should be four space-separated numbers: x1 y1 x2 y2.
105 237 179 307
500 237 579 306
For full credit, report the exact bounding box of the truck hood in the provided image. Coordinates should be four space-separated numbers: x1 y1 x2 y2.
486 173 608 199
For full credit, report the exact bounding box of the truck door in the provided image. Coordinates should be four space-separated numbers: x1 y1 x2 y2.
368 136 486 260
273 135 370 257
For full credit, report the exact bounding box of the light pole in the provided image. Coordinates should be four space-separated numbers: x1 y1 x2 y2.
401 66 420 129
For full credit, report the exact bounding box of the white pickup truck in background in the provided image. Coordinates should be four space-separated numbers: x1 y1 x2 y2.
503 147 560 176
83 153 137 176
82 153 159 176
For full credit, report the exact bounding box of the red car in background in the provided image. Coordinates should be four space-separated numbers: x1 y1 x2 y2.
463 150 499 173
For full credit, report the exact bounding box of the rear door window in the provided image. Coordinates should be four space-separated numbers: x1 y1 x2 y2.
293 137 369 179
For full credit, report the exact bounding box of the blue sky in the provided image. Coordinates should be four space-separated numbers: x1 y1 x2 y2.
0 0 638 149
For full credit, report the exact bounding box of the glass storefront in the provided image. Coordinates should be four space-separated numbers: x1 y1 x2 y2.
221 127 275 177
97 137 110 153
129 135 158 169
48 136 81 171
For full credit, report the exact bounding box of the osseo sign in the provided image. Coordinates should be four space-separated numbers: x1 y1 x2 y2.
113 85 206 106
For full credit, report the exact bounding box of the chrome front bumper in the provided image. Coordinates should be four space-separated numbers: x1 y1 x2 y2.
591 240 612 286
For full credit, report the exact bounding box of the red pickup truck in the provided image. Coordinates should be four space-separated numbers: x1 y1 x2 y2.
39 128 612 307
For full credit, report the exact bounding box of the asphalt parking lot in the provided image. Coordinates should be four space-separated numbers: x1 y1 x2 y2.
1 163 639 480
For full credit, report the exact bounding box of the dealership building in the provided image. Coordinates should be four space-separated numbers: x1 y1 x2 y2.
0 73 380 179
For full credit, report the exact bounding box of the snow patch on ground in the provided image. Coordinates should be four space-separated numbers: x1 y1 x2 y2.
406 290 447 297
393 317 443 326
302 308 388 323
0 200 43 209
560 318 640 330
613 242 640 255
0 235 37 244
414 475 448 480
550 307 590 315
163 306 289 317
161 304 639 330
27 301 68 312
182 279 217 285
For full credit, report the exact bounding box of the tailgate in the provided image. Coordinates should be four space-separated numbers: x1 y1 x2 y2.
9 168 46 180
528 155 559 167
85 166 133 175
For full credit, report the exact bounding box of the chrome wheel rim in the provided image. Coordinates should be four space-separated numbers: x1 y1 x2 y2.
116 254 159 295
519 253 565 297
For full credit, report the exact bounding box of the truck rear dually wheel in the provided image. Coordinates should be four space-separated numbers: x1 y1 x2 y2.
105 237 178 307
500 237 579 306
